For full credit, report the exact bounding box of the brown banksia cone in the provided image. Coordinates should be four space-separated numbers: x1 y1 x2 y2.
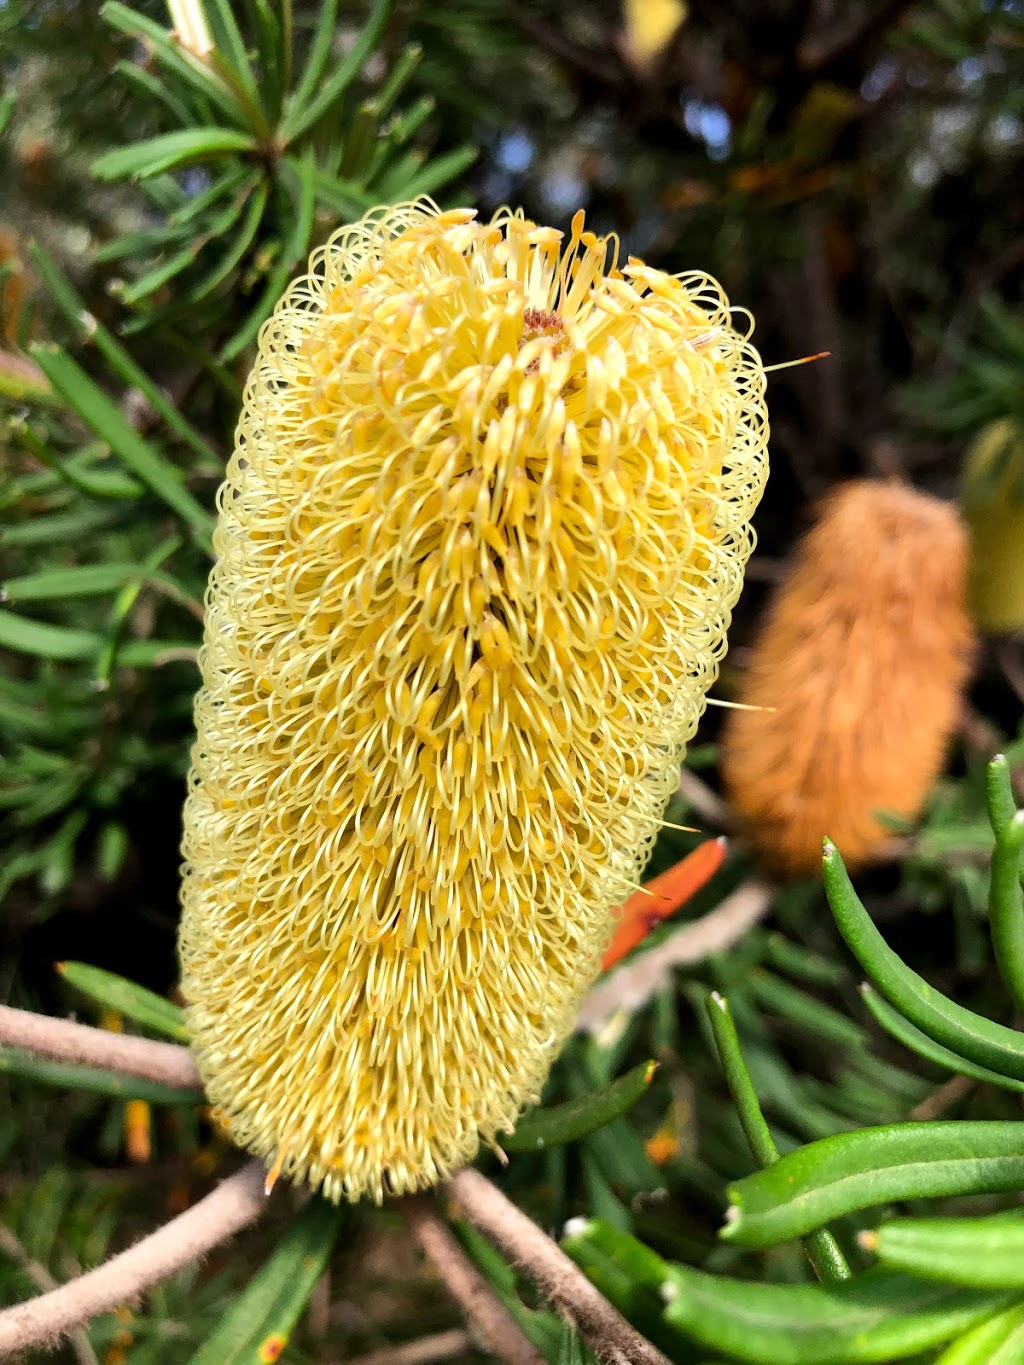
721 480 975 876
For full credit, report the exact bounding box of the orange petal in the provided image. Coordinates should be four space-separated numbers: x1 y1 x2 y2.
601 836 727 971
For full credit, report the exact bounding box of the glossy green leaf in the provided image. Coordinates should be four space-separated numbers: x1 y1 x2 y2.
205 0 261 108
92 128 256 182
823 842 1024 1080
120 180 262 307
0 1047 200 1105
19 442 143 503
0 612 101 661
661 1264 1011 1364
375 147 425 199
705 992 850 1283
93 536 185 683
1 506 122 548
279 0 390 144
581 1151 633 1231
339 100 381 179
311 167 375 218
400 144 478 198
763 933 847 989
563 1229 695 1361
933 1301 1024 1364
12 422 144 502
562 1220 1010 1364
284 0 337 125
219 154 315 362
387 94 436 147
169 164 251 226
723 1121 1024 1247
112 57 194 126
116 242 209 306
57 962 188 1043
749 970 867 1051
986 756 1024 1013
2 563 185 605
115 638 199 669
504 1060 657 1152
376 43 423 117
859 984 1024 1092
101 3 251 130
706 992 779 1166
28 345 214 545
987 754 1019 831
248 0 284 120
867 1209 1024 1288
180 178 268 305
188 1196 346 1364
96 821 129 882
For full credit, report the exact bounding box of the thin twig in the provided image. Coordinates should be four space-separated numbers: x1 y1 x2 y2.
344 1328 473 1365
0 1161 267 1356
675 766 733 831
447 1169 672 1365
576 879 774 1033
0 1224 99 1365
401 1197 542 1365
908 1073 976 1121
0 1005 201 1091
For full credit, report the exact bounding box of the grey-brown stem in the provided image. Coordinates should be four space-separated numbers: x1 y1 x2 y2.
402 1196 543 1365
0 1004 201 1090
447 1168 672 1365
0 1161 266 1355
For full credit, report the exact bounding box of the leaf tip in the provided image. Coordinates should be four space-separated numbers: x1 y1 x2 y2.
720 1202 741 1238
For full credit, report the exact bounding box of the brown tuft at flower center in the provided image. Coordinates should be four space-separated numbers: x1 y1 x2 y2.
522 305 565 337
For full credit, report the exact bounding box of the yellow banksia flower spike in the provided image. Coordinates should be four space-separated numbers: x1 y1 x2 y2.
178 199 769 1202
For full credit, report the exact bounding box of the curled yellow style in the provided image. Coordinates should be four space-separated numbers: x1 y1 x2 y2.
179 200 768 1201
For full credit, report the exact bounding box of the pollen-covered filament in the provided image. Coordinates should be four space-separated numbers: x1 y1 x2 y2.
179 200 767 1202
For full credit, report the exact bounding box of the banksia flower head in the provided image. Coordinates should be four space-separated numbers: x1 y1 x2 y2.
179 199 768 1202
722 480 974 876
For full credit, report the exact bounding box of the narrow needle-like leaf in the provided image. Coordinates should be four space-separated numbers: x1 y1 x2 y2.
823 841 1024 1080
57 962 188 1043
27 344 214 548
706 992 850 1283
986 757 1024 1013
504 1061 658 1153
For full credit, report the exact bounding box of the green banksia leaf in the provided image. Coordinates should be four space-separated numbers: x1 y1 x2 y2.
178 199 769 1201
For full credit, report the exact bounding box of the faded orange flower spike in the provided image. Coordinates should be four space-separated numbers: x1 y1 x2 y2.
721 480 974 876
179 200 769 1202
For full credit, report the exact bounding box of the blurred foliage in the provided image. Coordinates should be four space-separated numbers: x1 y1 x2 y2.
1 0 1024 1361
